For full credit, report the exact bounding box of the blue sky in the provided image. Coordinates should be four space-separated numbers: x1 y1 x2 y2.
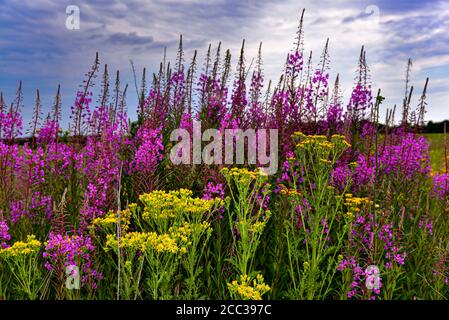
0 0 448 126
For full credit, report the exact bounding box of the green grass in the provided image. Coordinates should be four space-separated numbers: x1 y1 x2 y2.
424 133 447 172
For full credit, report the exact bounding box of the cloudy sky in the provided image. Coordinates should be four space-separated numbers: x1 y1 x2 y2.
0 0 448 126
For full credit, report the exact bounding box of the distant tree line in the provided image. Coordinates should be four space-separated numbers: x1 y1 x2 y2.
424 120 449 133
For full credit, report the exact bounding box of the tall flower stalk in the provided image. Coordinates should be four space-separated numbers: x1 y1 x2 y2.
221 167 271 299
283 133 354 299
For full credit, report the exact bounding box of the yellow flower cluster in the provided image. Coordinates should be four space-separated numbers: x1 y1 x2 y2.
278 184 301 196
303 261 310 271
292 131 307 139
344 194 373 218
139 189 217 221
169 222 193 243
221 167 268 183
92 207 132 232
227 274 270 300
169 221 211 245
331 134 352 149
151 233 181 254
0 235 41 258
106 231 184 255
249 220 269 234
297 139 333 151
235 211 271 235
349 161 358 168
106 232 149 252
293 132 351 152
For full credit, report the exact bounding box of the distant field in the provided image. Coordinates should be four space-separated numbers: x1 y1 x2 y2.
424 133 446 172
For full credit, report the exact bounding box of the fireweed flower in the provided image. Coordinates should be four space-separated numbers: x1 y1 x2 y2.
377 133 431 179
0 108 23 140
346 83 372 121
432 173 449 199
334 132 431 192
130 125 164 175
36 119 59 145
43 233 102 289
302 69 330 121
338 211 406 299
202 182 225 219
202 182 225 200
248 63 266 128
0 220 11 248
286 50 304 76
9 192 52 223
196 73 229 128
274 157 302 194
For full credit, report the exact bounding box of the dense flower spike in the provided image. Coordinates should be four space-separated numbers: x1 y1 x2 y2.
0 220 11 248
130 126 164 175
432 173 449 199
43 233 102 289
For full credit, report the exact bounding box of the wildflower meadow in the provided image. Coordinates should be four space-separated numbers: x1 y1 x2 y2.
1 8 448 302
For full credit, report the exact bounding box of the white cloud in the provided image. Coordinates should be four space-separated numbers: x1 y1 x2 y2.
0 0 448 123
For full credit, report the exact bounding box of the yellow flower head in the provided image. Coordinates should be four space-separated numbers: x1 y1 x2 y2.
106 231 182 255
227 274 270 300
294 133 350 155
92 208 132 232
139 189 217 221
344 195 371 216
222 167 268 184
0 235 41 258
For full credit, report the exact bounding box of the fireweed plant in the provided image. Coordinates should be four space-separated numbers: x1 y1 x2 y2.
0 10 445 299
